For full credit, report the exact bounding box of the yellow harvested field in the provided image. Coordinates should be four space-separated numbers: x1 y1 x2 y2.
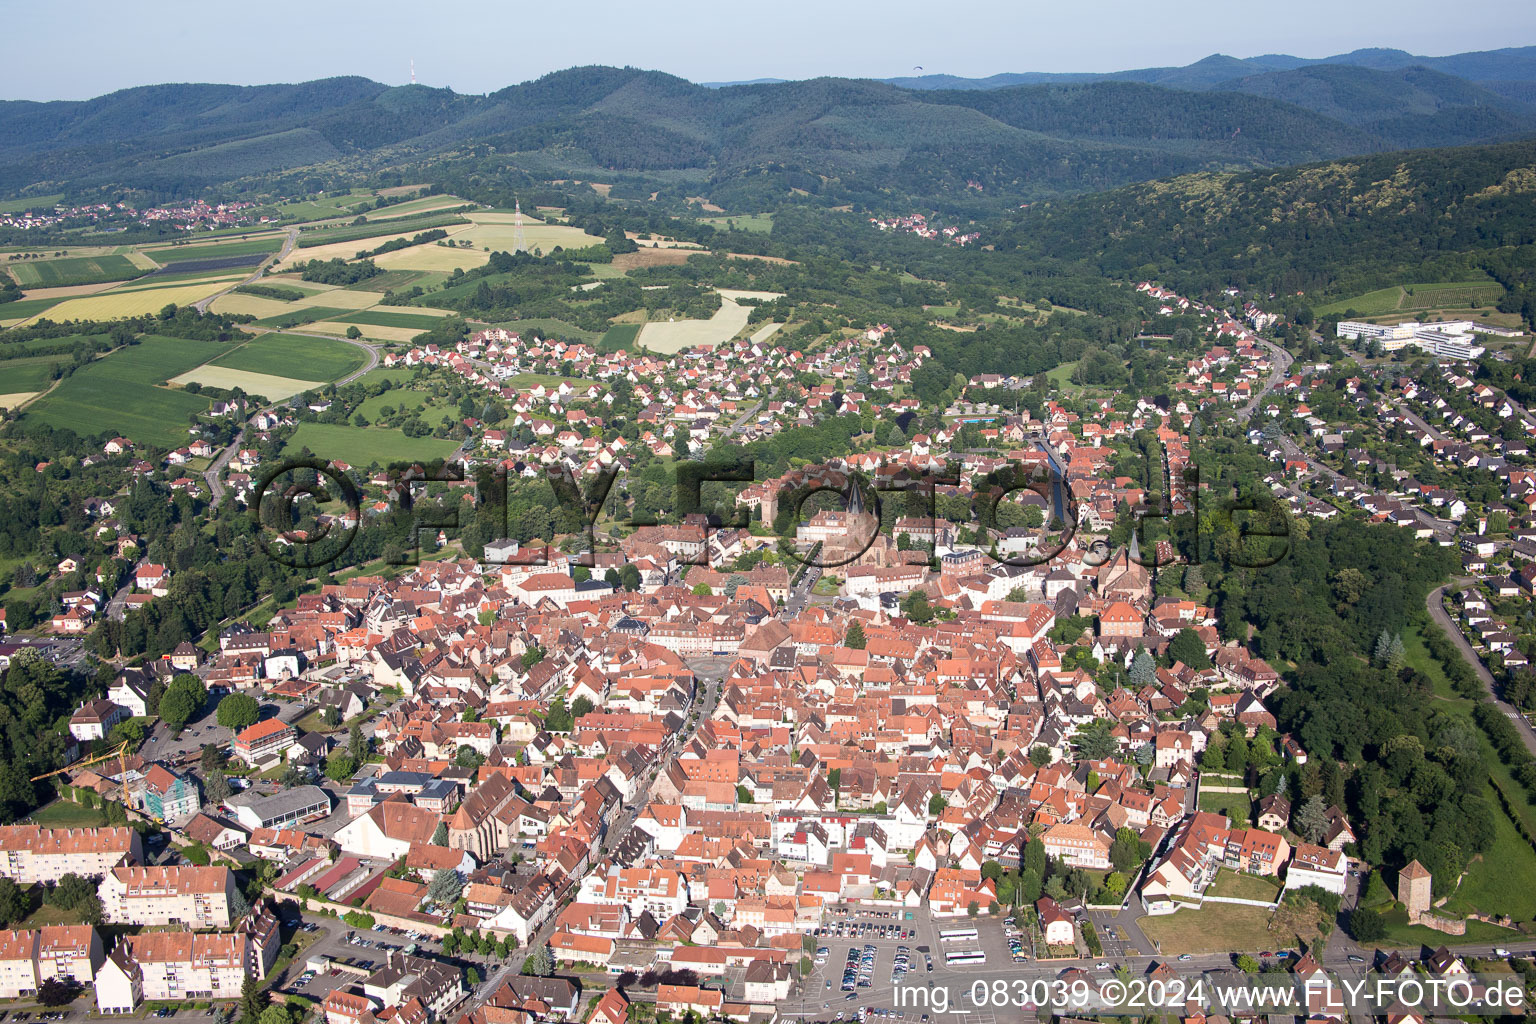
626 232 707 251
0 392 40 409
455 216 600 254
718 289 785 302
30 279 240 322
21 282 119 300
368 197 466 220
125 251 161 271
636 291 783 354
372 243 489 273
750 322 785 344
256 279 387 309
307 321 426 344
171 366 323 401
277 229 450 269
209 293 294 319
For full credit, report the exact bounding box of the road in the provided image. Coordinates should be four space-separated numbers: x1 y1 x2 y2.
1236 337 1293 424
202 331 379 506
1426 580 1536 758
194 227 300 313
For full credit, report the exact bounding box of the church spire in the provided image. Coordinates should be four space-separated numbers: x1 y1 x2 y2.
845 475 866 517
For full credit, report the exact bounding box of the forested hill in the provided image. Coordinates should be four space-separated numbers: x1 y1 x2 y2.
994 138 1536 305
3 63 1535 209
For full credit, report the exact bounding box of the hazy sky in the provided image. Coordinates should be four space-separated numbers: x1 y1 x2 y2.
5 0 1535 101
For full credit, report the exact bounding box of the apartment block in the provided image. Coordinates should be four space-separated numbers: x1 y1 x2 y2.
0 926 102 998
97 866 235 929
0 826 142 884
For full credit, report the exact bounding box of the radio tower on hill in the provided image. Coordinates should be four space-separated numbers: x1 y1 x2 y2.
410 59 417 85
513 200 528 253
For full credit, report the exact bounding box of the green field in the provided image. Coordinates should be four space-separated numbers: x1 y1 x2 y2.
0 353 70 391
1317 279 1507 317
7 254 146 288
283 421 460 467
329 309 449 330
24 335 227 445
145 237 285 264
355 386 454 422
213 333 368 380
598 323 642 352
253 306 354 329
295 213 469 249
0 296 67 321
699 213 774 234
0 194 63 214
28 800 108 828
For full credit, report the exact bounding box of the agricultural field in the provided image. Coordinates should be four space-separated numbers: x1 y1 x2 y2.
141 236 285 265
698 213 774 233
372 242 490 273
453 212 603 254
282 421 460 467
368 196 468 220
24 335 229 445
634 289 782 354
25 277 242 322
308 322 423 344
331 309 451 330
211 333 369 380
248 306 355 329
0 353 70 393
598 323 641 352
6 253 148 288
1316 278 1507 317
0 194 63 213
169 365 321 402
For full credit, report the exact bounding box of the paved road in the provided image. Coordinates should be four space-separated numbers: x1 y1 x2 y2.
1236 337 1293 424
202 331 379 506
193 227 300 313
1426 580 1536 758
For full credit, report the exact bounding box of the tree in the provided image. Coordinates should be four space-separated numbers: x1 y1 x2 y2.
431 822 449 846
901 590 933 623
928 793 948 816
1168 628 1210 669
348 722 366 761
259 1006 293 1024
205 770 232 805
571 696 594 719
1109 828 1150 873
37 978 75 1007
736 784 754 804
1028 746 1052 767
1349 906 1386 942
1234 954 1261 974
346 326 363 340
467 967 481 987
455 745 484 769
1295 794 1331 844
1129 648 1156 686
326 749 359 782
216 693 261 730
1104 872 1128 898
159 673 208 732
522 944 554 977
844 622 866 649
428 868 463 905
1076 720 1118 760
238 975 265 1024
200 743 227 773
278 764 307 789
0 877 30 926
48 873 102 925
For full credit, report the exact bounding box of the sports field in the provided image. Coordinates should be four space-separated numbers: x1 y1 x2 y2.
7 254 147 288
211 333 369 380
282 421 460 467
24 335 227 445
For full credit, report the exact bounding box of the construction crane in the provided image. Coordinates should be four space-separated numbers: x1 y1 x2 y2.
31 740 130 785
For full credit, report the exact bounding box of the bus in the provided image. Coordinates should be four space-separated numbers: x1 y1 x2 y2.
939 928 980 944
945 949 987 966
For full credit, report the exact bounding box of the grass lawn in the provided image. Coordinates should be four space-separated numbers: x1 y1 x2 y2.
1198 790 1253 822
1207 869 1283 902
697 213 774 234
212 332 369 380
282 421 460 467
1372 903 1518 947
20 902 87 928
0 194 63 214
355 386 454 422
29 800 108 827
24 335 228 445
1044 362 1080 391
1138 904 1299 955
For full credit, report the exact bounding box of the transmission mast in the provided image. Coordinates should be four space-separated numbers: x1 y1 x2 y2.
513 200 528 253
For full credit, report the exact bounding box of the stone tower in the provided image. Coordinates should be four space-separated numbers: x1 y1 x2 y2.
1398 859 1432 923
